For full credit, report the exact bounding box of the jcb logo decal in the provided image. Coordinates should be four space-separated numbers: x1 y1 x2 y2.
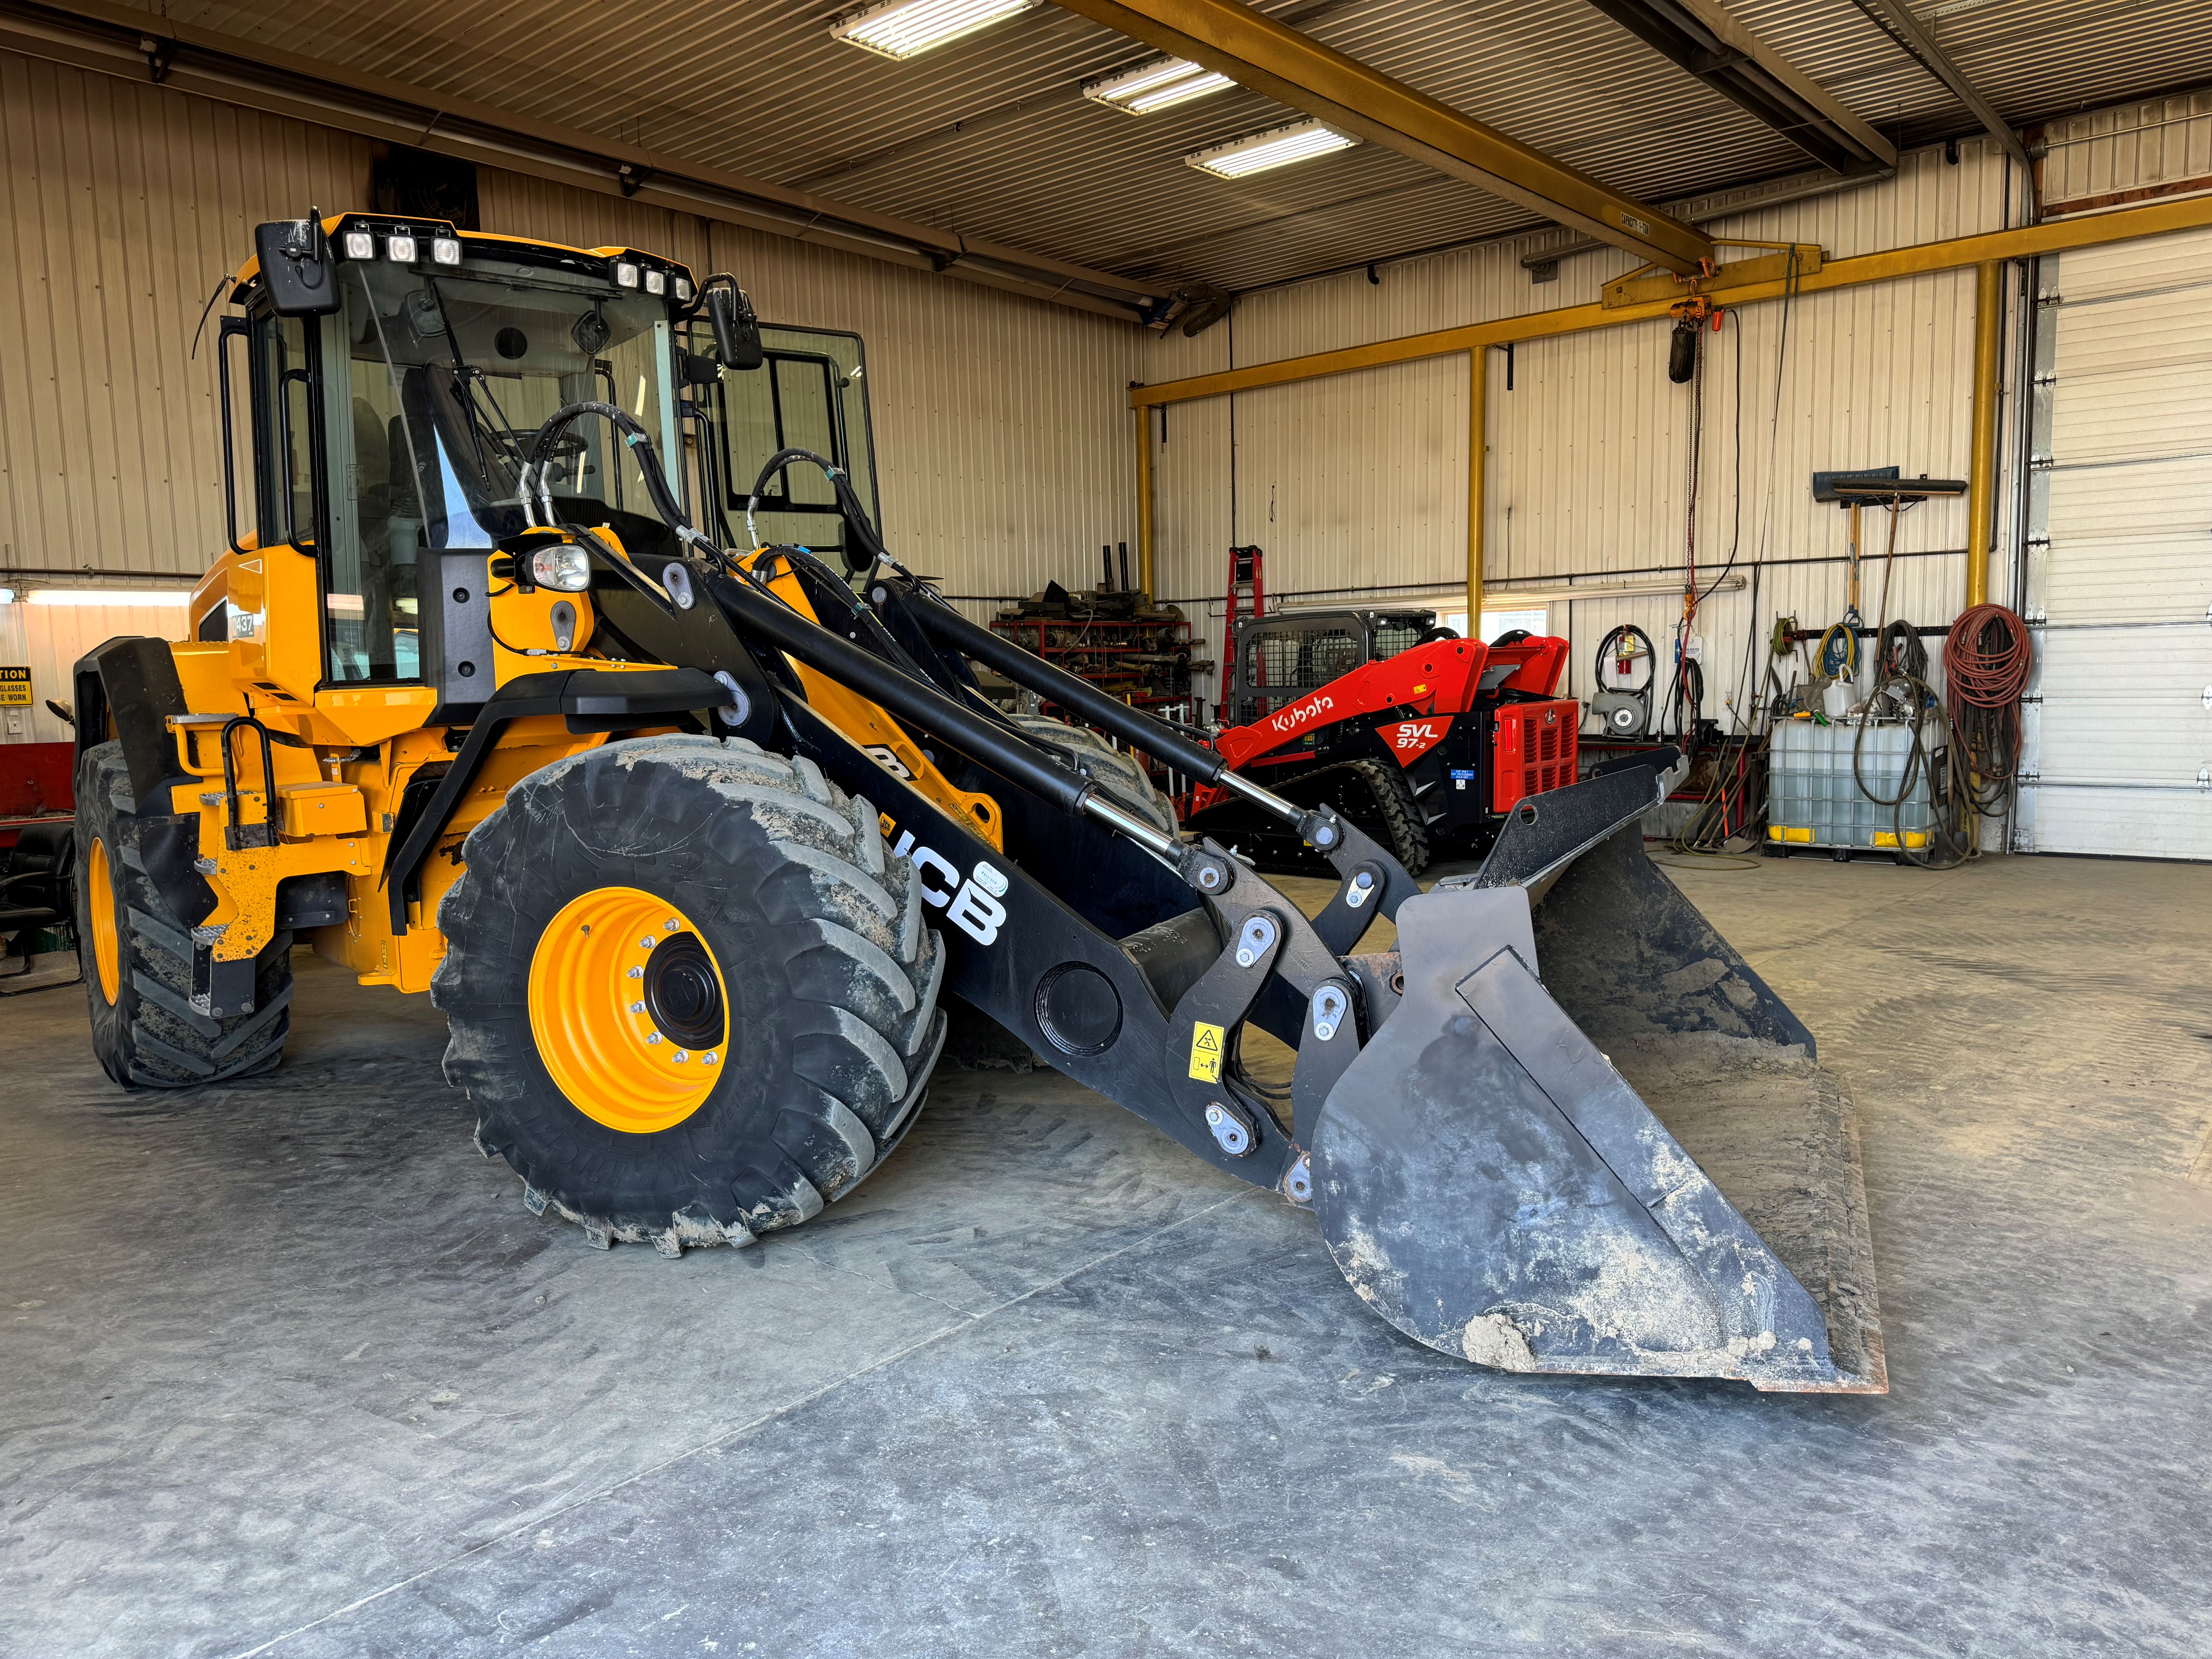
887 826 1008 946
1377 716 1451 765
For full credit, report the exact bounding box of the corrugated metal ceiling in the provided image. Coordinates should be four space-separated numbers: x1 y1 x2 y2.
110 0 2212 293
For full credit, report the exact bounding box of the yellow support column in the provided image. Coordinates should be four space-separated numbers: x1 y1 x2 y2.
1966 260 2002 609
1467 347 1487 631
1136 406 1156 603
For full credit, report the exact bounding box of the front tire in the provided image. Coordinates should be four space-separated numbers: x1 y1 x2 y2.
433 735 946 1255
73 741 294 1088
1006 713 1178 835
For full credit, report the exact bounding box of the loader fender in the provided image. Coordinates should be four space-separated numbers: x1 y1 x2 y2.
71 636 218 929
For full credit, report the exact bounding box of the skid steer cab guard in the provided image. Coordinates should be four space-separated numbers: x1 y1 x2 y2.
69 214 1881 1391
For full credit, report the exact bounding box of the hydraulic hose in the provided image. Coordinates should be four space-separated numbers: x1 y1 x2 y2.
1945 602 2032 794
1592 623 1657 737
520 401 717 560
512 405 1105 822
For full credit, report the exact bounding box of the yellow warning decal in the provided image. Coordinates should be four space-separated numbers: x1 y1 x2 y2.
1187 1021 1224 1082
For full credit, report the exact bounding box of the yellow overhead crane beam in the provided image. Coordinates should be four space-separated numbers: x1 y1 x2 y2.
1127 190 2212 626
1053 0 1716 276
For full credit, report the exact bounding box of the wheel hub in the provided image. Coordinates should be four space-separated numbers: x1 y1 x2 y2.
642 933 724 1049
527 886 729 1133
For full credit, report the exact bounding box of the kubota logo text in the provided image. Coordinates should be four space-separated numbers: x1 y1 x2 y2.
1266 693 1335 737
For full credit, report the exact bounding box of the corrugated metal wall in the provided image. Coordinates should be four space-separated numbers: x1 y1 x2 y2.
0 601 188 747
0 50 1145 625
1146 139 2030 724
0 50 373 582
2041 89 2212 208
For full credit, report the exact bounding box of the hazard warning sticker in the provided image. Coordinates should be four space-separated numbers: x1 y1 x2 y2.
1187 1020 1224 1082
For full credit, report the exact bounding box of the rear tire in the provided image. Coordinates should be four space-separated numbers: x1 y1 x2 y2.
73 741 294 1088
433 735 947 1255
1345 757 1431 876
1007 713 1178 835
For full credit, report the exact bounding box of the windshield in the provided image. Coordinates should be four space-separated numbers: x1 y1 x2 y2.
321 258 678 682
717 325 878 574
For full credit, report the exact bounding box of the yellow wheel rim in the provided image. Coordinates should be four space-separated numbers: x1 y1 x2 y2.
88 836 122 1006
527 887 729 1133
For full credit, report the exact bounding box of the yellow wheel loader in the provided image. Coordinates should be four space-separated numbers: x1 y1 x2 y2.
69 213 1883 1388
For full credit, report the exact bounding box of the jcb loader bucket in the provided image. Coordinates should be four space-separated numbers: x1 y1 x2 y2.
1312 771 1886 1391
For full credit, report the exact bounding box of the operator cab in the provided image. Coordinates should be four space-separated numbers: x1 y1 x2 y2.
1224 607 1441 725
198 212 881 709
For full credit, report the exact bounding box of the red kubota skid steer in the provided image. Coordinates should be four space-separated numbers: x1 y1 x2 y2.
1183 607 1580 874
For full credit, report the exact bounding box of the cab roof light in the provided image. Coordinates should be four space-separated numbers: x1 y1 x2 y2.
615 261 640 288
343 230 375 259
432 236 463 265
386 234 417 263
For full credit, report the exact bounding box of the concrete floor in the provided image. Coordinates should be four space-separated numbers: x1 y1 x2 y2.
4 851 2210 1657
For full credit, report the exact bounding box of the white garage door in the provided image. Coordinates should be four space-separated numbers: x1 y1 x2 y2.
2026 226 2212 859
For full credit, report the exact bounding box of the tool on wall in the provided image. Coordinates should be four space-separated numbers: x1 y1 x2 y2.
1590 623 1657 736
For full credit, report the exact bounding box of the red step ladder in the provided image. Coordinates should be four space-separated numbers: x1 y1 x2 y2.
1222 545 1267 721
1226 544 1266 634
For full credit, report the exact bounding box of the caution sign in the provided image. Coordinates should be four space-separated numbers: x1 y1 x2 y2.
0 667 29 707
1187 1020 1224 1083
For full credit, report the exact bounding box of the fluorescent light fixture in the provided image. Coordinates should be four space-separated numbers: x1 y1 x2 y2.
0 588 14 604
27 589 192 606
831 0 1036 60
1083 56 1236 116
1186 118 1358 180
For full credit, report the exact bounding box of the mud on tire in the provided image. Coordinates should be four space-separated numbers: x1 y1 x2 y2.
432 734 947 1255
74 741 295 1088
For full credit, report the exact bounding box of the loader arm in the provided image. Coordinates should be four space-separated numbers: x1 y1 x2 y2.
427 400 1887 1393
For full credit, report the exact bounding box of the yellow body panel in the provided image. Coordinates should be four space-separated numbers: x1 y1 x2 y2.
744 551 1005 851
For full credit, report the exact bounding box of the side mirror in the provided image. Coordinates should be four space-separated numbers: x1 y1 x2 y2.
254 217 340 317
707 285 764 371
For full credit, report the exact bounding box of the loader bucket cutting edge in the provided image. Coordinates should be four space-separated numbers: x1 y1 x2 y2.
1311 824 1886 1393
